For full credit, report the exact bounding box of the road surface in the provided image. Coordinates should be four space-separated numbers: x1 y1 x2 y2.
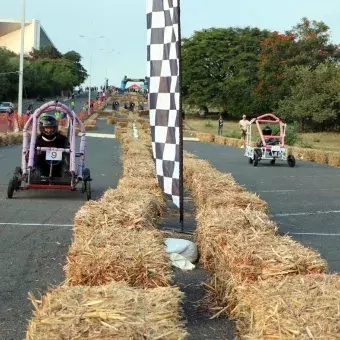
0 106 122 339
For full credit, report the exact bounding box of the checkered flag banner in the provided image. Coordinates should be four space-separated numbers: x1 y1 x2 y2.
146 0 181 208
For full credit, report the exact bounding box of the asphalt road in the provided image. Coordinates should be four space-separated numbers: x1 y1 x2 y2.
0 109 122 339
185 142 340 274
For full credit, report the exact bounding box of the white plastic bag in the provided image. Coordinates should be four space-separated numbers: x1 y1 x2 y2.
165 238 198 263
169 253 195 270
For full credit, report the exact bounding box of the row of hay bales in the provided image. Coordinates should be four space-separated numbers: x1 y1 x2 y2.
107 111 149 130
110 93 147 104
0 132 23 147
187 130 340 167
183 152 340 339
26 119 187 339
0 103 107 147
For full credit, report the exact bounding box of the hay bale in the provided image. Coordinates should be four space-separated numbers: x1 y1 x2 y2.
314 149 329 164
0 134 9 146
196 207 278 271
121 154 155 179
0 132 23 146
74 188 163 235
290 147 316 161
204 191 267 212
184 155 262 209
184 150 328 323
214 136 226 145
65 226 172 288
68 176 169 288
233 274 340 339
290 147 315 162
142 121 150 130
197 207 327 314
224 137 243 148
26 283 187 340
118 176 163 198
196 207 326 281
117 121 128 128
196 132 215 143
327 151 340 167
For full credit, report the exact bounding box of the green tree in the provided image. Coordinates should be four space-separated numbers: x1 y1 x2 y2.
52 59 78 93
0 48 18 99
0 46 88 101
182 27 269 117
277 62 340 131
29 45 62 60
63 50 88 85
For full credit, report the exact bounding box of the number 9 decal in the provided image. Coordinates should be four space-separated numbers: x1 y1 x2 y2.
51 151 57 159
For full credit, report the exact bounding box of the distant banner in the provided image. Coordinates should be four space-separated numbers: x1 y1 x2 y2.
146 0 181 207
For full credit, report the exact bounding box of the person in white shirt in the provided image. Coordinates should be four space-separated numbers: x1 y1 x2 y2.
239 115 250 148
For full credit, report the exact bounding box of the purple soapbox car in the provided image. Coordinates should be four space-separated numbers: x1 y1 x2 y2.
7 101 92 200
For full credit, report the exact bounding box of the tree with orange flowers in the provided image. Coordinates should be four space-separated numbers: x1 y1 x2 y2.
256 18 340 112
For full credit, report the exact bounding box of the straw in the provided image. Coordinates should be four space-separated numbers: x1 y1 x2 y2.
0 132 23 146
74 188 163 236
196 132 215 143
26 283 187 340
233 274 340 339
184 155 267 212
65 226 172 288
214 136 226 145
183 150 328 327
327 151 340 167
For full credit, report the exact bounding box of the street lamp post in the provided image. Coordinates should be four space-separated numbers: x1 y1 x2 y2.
79 34 105 116
100 49 119 92
18 0 26 120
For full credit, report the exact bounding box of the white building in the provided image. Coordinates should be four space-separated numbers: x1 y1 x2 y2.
0 19 55 55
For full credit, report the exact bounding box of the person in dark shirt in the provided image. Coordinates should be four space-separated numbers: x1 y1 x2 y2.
35 115 69 177
129 102 135 111
218 115 224 135
112 101 119 111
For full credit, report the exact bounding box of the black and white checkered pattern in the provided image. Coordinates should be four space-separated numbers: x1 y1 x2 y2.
146 0 180 207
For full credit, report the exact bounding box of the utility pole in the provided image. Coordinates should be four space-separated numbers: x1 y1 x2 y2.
18 0 26 121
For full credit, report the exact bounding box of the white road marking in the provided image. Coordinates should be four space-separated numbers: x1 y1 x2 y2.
0 222 73 227
184 137 199 142
260 189 296 193
274 210 340 217
260 188 340 193
288 232 340 236
78 132 116 138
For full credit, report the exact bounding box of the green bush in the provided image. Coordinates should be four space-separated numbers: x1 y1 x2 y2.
285 122 300 145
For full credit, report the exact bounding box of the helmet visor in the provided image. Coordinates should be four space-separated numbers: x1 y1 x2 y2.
42 125 57 136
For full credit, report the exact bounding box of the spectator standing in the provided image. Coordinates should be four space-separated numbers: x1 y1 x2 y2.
218 115 224 135
239 114 250 148
7 107 15 132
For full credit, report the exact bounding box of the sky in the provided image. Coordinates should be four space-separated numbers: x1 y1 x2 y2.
1 0 340 88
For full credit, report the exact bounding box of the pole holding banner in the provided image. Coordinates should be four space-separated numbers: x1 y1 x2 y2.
177 0 184 231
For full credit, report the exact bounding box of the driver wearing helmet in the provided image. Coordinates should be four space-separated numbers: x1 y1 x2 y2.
35 115 69 177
